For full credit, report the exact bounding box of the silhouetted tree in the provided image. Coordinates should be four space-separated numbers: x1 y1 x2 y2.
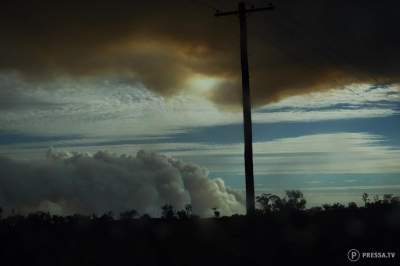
322 203 345 211
256 193 282 213
382 194 400 206
308 206 323 213
120 209 139 220
383 194 393 204
27 211 52 224
140 214 151 220
256 193 272 212
185 204 193 217
283 190 307 211
212 207 220 218
0 191 399 266
256 191 308 213
177 210 188 220
348 202 358 209
366 194 400 208
362 192 370 207
175 204 193 219
391 196 400 205
373 194 380 204
161 204 176 219
322 203 332 211
332 203 345 209
100 211 114 221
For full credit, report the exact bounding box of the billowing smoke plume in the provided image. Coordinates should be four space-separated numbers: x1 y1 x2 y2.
1 0 400 107
0 150 244 217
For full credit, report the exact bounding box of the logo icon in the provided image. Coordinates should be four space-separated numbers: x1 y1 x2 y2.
348 249 361 262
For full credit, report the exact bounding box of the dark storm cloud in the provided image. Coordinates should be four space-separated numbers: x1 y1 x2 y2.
1 0 400 107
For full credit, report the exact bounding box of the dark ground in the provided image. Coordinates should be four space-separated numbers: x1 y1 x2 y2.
0 205 399 266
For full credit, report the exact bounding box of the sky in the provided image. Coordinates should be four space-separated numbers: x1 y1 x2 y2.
0 0 400 215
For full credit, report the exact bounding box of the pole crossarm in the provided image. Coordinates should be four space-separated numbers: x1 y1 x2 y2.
215 4 274 17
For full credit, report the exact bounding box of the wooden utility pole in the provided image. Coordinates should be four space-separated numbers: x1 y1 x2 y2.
215 2 274 216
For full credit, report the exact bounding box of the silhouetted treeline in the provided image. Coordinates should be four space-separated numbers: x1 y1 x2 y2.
0 191 399 266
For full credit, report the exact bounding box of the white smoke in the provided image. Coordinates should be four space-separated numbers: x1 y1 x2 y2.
0 149 244 217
